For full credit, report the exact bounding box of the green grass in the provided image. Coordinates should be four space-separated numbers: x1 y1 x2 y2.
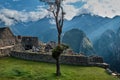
0 57 118 80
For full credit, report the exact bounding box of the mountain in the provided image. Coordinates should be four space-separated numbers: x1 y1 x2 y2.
4 14 120 43
1 0 120 43
9 18 57 42
62 29 95 55
63 14 120 42
94 28 120 72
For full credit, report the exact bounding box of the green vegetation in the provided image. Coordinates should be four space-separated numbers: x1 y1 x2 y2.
0 57 117 80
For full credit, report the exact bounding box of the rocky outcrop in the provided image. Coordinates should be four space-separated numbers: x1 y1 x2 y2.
62 29 95 55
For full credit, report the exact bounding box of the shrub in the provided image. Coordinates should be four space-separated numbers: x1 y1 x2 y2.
52 46 64 60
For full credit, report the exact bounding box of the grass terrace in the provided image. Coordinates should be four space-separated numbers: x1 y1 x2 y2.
0 57 117 80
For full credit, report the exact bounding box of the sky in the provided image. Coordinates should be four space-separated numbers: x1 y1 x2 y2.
0 0 120 26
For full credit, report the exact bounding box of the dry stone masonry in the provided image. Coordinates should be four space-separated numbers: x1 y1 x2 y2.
10 51 109 68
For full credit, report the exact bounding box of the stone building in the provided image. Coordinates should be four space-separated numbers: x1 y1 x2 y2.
0 27 16 56
0 27 16 47
0 27 40 55
21 36 39 50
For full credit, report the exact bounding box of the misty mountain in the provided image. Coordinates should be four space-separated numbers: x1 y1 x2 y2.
10 18 57 42
63 14 120 42
94 27 120 72
1 0 120 43
62 29 95 55
3 14 120 43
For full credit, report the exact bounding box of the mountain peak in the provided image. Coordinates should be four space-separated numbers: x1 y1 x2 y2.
62 29 95 55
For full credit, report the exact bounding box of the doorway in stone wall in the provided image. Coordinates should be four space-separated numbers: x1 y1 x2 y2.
25 45 32 50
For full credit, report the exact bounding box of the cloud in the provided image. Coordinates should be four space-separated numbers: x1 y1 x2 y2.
63 0 120 19
63 0 81 20
64 0 120 20
0 8 48 26
80 0 120 18
0 0 81 26
63 4 79 20
0 14 15 26
1 0 120 26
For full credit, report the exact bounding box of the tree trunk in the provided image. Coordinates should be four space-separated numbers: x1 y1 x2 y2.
58 33 61 46
56 57 61 76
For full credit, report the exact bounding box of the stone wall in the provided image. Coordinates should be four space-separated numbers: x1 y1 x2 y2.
10 51 108 68
0 48 13 57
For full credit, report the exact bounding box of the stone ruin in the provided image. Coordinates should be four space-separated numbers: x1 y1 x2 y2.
0 27 55 55
0 27 109 68
0 27 16 57
0 27 16 47
10 51 109 68
21 36 39 50
16 35 39 51
0 27 40 56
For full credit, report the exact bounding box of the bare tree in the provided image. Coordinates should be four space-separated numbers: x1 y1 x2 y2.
39 0 65 76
